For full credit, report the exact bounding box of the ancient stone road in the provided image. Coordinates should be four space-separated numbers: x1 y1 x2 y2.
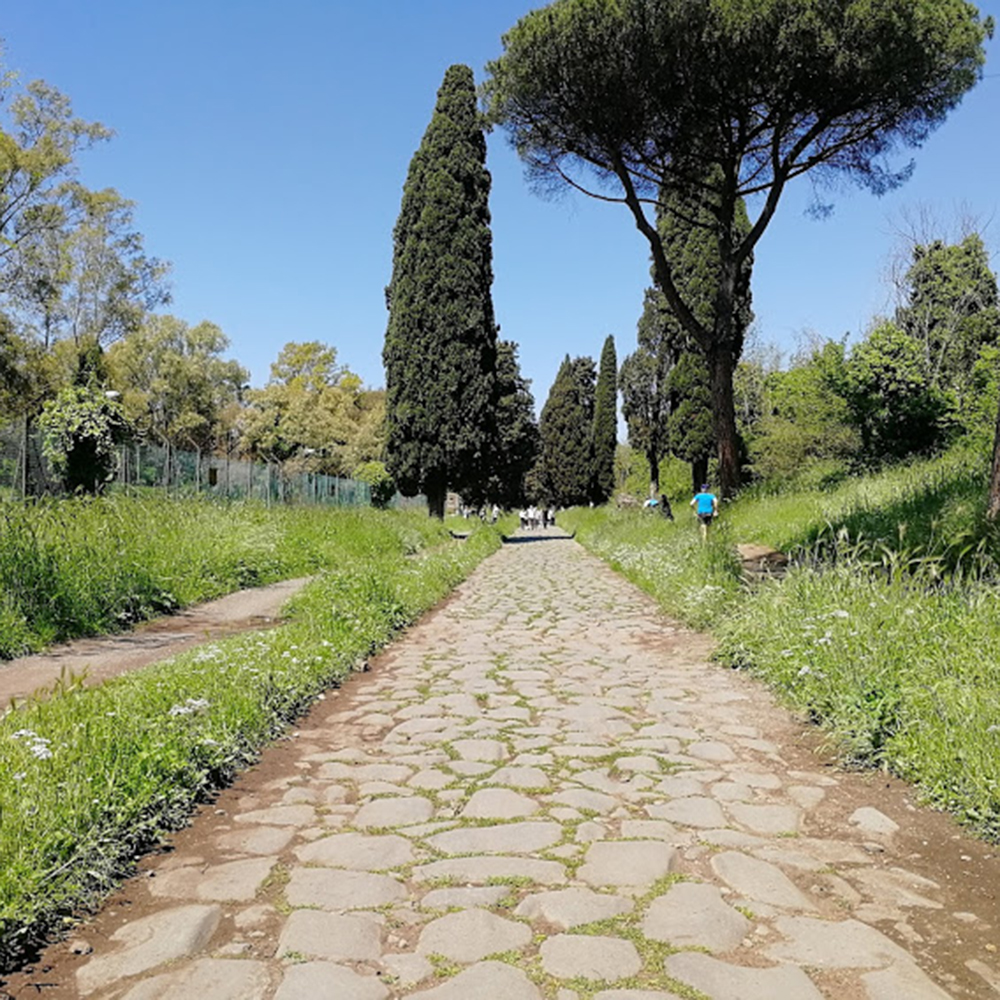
15 532 1000 998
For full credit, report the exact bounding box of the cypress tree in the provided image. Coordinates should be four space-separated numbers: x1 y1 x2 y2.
537 354 594 507
592 335 617 503
383 64 497 518
489 340 540 508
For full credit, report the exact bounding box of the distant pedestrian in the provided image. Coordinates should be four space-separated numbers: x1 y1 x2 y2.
690 483 718 541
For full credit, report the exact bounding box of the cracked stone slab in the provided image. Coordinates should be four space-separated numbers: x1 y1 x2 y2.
862 960 955 999
726 801 802 835
77 905 221 994
417 908 532 962
215 825 295 856
277 909 382 961
643 882 750 952
515 887 634 929
409 960 542 999
120 958 270 1000
274 961 389 1000
540 934 642 980
665 951 824 999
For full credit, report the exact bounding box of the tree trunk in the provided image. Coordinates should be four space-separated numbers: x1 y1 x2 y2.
426 480 447 520
987 388 1000 521
691 456 709 494
708 344 740 498
645 447 660 495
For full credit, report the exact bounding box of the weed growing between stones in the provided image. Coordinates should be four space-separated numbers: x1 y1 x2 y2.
0 513 504 970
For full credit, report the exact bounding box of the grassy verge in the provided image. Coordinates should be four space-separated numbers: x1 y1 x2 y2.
0 505 503 970
0 494 446 659
563 451 1000 841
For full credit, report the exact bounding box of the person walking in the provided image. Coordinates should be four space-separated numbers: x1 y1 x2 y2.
690 483 718 541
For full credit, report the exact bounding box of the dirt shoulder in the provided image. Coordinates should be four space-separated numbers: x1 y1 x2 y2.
0 577 313 710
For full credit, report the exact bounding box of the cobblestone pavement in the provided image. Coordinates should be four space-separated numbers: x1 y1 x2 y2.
20 532 999 998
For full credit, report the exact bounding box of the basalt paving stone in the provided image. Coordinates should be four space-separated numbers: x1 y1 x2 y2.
294 832 416 869
577 840 679 889
539 933 642 980
353 796 435 829
426 820 562 855
409 960 542 999
146 857 274 902
119 958 272 1000
285 868 407 909
710 852 818 911
419 886 508 910
726 801 803 835
514 887 634 929
411 856 568 885
765 915 917 969
461 787 540 819
273 961 389 1000
642 882 750 952
76 905 222 994
647 795 727 829
415 908 532 962
277 909 382 962
664 952 824 999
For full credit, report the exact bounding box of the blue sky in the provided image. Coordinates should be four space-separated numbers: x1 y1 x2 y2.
3 1 999 412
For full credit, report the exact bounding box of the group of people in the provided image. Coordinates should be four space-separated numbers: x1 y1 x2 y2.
519 505 556 530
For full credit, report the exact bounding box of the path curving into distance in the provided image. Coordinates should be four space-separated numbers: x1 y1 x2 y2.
6 530 999 999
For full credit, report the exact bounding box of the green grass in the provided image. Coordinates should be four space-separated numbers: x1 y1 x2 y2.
0 494 461 659
563 448 1000 841
0 502 502 971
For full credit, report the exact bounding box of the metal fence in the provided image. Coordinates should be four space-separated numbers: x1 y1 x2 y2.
0 419 372 507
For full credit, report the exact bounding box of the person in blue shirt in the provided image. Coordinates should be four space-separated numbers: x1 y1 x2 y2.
690 483 718 540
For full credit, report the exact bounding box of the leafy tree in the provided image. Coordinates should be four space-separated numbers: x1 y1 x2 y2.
353 460 396 509
241 341 372 474
488 340 539 508
108 315 247 458
39 382 129 493
486 0 992 496
9 185 169 350
536 354 595 506
896 233 1000 407
842 322 949 465
591 335 617 503
748 340 858 483
0 68 112 291
383 64 498 518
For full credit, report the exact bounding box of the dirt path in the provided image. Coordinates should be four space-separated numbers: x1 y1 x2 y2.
0 577 312 709
4 533 999 998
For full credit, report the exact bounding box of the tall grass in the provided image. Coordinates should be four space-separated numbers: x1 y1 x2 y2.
564 451 1000 841
0 504 503 969
0 495 452 658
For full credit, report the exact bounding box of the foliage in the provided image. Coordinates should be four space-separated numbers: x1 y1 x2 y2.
842 321 951 465
748 340 859 484
488 340 539 508
38 383 129 493
240 340 380 474
383 64 498 518
536 354 595 506
592 334 617 503
0 507 502 966
353 460 396 509
896 233 1000 405
107 315 248 456
485 0 992 495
